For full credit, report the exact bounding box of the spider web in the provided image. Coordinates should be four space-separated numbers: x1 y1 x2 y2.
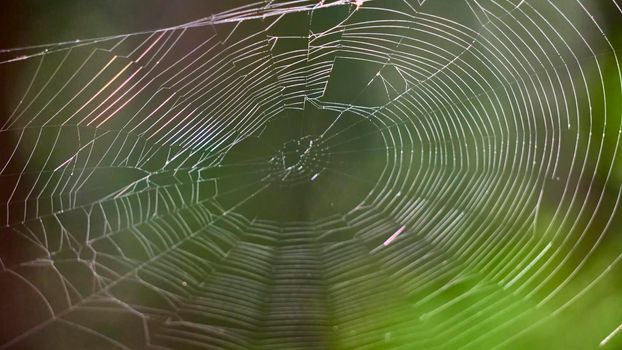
1 0 621 349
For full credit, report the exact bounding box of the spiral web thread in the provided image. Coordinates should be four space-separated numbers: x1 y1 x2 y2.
0 0 621 349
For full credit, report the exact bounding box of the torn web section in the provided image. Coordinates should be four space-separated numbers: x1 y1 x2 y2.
0 22 245 348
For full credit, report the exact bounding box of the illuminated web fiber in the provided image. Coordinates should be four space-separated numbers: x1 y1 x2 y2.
1 0 621 349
